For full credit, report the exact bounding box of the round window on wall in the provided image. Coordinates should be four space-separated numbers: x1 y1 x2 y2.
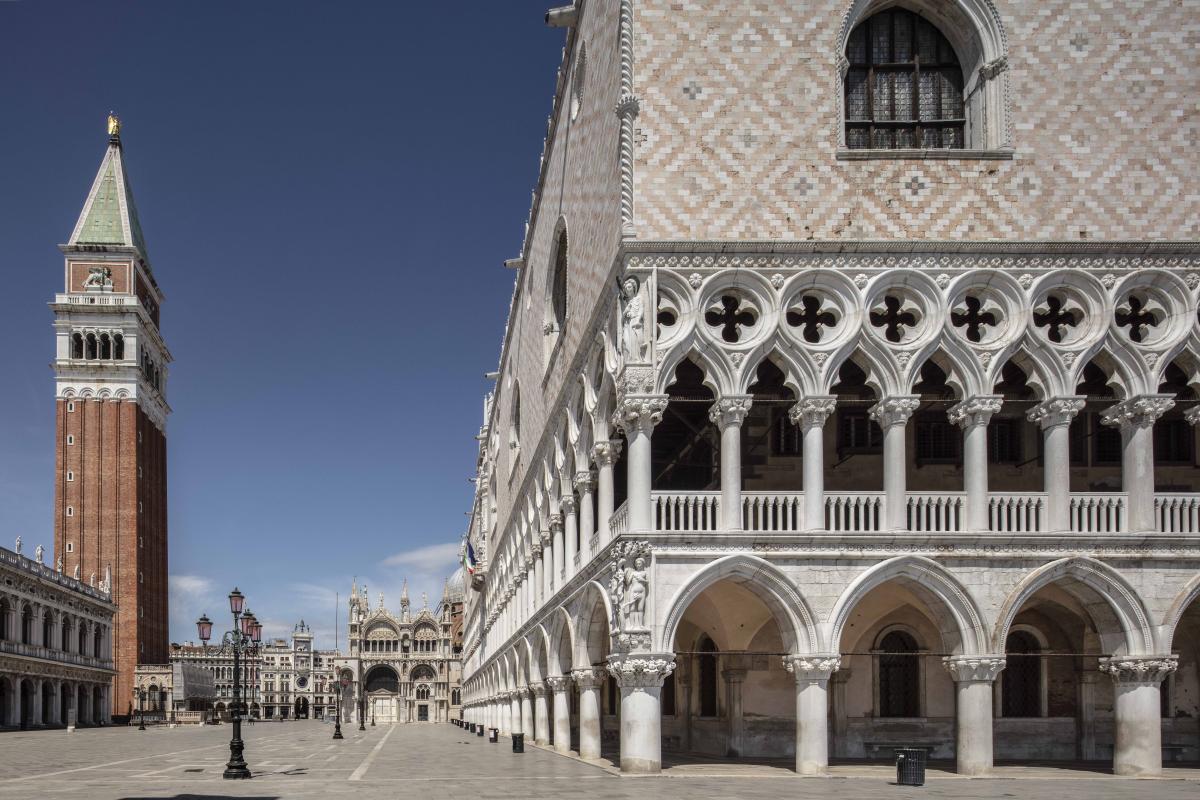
296 676 308 689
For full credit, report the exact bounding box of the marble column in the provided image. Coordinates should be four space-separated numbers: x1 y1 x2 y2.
593 442 619 544
785 655 841 775
573 667 606 760
1100 656 1177 776
1027 397 1085 531
574 472 596 560
509 690 523 736
790 397 836 531
830 669 851 759
870 396 921 531
609 654 675 774
944 655 1006 776
520 687 534 740
710 396 753 531
614 396 668 532
723 668 746 757
949 396 1003 532
31 679 43 727
548 675 573 754
560 497 577 579
1102 395 1174 532
533 545 545 608
533 683 551 745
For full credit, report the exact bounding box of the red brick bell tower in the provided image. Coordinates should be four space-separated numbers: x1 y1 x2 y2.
51 116 170 721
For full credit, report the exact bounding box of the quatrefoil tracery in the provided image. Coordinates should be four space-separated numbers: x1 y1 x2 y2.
950 295 1001 343
1033 294 1081 344
704 294 758 343
869 295 921 343
786 295 838 343
1115 294 1161 344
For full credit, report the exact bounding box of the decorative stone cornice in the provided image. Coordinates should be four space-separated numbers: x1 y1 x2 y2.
708 396 753 430
788 396 837 431
613 395 669 435
545 675 572 692
573 470 597 492
783 654 842 683
1101 394 1175 431
943 655 1006 682
1027 396 1086 429
1099 655 1178 685
948 395 1004 429
608 654 675 689
869 396 921 428
571 667 608 690
591 440 621 468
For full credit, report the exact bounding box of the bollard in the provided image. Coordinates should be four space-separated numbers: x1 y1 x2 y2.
512 732 524 753
489 727 498 743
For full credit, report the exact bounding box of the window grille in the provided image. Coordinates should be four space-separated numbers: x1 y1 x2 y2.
915 412 960 463
877 631 920 717
838 408 883 453
1002 631 1041 717
1155 418 1195 464
988 418 1023 463
845 9 965 149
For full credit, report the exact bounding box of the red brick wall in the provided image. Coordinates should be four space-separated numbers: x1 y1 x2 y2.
53 398 168 719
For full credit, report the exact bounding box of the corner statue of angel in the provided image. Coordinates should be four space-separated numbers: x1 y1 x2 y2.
621 555 649 628
617 275 649 363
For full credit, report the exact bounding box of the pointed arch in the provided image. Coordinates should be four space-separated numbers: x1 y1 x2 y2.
992 557 1155 656
1157 573 1200 654
545 606 576 675
570 580 613 668
655 347 734 397
659 554 819 653
828 556 987 655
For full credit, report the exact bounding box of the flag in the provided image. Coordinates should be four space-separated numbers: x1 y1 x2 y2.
462 541 477 575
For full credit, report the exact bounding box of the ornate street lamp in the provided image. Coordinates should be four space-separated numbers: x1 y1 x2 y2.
197 588 261 780
133 686 146 731
333 672 348 740
358 694 366 731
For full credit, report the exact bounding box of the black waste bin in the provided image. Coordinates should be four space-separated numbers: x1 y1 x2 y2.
895 748 926 786
489 728 499 743
512 733 524 753
477 725 484 737
469 722 476 733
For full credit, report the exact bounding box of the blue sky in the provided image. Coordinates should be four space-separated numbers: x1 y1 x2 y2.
0 1 563 648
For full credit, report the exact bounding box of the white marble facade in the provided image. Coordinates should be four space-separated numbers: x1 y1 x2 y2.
458 0 1200 779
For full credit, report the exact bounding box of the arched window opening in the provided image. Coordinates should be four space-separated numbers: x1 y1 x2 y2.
0 600 9 641
509 383 522 454
94 627 103 658
20 606 33 645
653 360 717 493
1002 630 1042 717
845 8 965 149
42 614 53 650
113 334 125 360
78 625 88 656
99 333 112 360
61 619 71 651
85 333 98 360
697 634 719 717
550 226 568 332
877 630 920 717
71 333 84 360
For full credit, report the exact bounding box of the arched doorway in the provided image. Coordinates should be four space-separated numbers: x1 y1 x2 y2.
410 665 435 723
1165 586 1200 762
365 665 400 724
295 697 309 719
19 680 34 729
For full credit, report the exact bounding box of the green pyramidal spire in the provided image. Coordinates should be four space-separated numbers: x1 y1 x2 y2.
66 113 150 263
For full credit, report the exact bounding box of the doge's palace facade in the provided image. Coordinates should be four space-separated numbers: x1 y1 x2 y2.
460 0 1200 779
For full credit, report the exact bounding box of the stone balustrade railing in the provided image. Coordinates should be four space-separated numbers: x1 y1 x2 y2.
0 638 114 671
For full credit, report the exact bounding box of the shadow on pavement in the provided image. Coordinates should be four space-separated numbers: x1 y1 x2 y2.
119 796 281 800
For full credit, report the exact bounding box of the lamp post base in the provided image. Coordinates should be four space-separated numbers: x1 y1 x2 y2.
223 764 253 780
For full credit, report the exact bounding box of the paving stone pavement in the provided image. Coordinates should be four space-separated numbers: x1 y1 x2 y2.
0 722 1196 800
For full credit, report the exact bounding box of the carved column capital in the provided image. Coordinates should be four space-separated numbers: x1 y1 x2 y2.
948 395 1004 429
708 395 753 430
1027 396 1086 429
571 667 608 690
591 440 622 468
1186 405 1200 426
607 654 675 689
548 514 564 534
1101 394 1175 431
783 654 841 683
573 470 598 492
942 655 1006 683
545 675 572 693
615 93 641 119
530 683 550 698
613 395 669 436
788 396 837 431
559 495 576 515
869 395 921 428
1099 655 1178 685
